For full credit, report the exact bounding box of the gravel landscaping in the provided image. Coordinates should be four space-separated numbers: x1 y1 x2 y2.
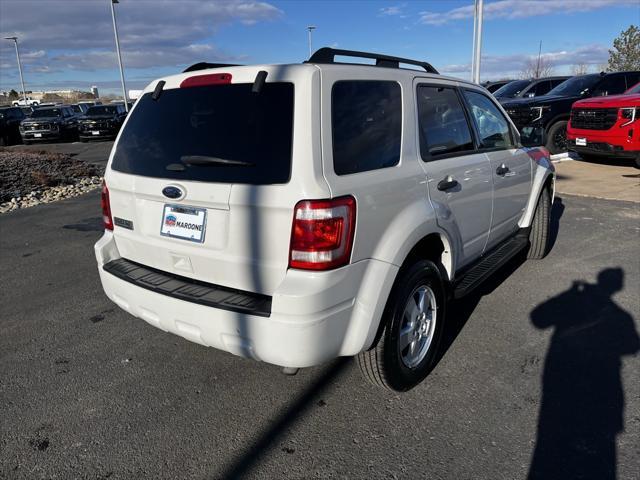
0 148 104 213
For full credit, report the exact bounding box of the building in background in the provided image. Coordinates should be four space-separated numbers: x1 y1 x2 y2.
91 86 99 98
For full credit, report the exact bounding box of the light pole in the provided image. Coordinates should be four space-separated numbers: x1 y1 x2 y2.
109 0 129 111
470 0 484 84
307 25 316 59
3 36 27 104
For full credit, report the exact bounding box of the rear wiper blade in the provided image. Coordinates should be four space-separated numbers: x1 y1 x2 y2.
180 155 254 167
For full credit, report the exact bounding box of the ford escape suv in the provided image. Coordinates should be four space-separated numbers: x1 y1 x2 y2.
95 48 555 391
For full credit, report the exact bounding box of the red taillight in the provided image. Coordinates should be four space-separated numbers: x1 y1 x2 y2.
101 181 113 231
180 73 232 88
289 196 356 271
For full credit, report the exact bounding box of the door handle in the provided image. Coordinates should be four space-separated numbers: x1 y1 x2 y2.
496 164 510 176
437 175 459 191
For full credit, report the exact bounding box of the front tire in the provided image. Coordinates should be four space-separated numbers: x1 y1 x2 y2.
545 121 568 155
527 187 551 259
357 259 445 391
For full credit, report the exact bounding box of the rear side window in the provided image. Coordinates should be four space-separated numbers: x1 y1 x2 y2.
417 85 474 159
464 90 514 150
332 81 401 175
111 82 294 184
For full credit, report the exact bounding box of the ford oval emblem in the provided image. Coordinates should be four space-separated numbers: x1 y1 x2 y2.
162 186 182 199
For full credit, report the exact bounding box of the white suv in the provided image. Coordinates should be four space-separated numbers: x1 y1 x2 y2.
95 49 555 391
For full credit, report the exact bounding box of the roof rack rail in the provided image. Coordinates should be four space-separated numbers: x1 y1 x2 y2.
306 47 439 74
182 62 242 73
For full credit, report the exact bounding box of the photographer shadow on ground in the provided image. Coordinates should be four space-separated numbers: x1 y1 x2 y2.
528 268 639 480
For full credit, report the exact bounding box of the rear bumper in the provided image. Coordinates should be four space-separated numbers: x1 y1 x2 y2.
95 231 398 368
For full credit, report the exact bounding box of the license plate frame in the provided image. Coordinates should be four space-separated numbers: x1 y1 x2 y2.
576 137 587 147
160 204 207 243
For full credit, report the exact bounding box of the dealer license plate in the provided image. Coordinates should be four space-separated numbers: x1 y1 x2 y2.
92 131 100 136
576 137 587 146
34 133 42 138
160 205 207 243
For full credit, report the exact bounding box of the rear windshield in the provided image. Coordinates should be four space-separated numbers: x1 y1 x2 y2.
111 82 294 184
87 106 118 115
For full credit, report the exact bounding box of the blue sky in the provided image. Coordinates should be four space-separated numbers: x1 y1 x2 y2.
0 0 638 95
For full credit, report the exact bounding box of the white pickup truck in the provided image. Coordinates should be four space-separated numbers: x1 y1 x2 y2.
11 97 39 107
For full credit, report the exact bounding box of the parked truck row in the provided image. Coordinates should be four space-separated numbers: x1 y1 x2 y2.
490 71 640 165
0 101 130 146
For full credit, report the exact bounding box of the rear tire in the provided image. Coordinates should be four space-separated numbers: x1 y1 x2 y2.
357 259 445 392
527 187 551 259
545 121 568 155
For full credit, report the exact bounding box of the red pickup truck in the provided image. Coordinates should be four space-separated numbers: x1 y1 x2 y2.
567 82 640 166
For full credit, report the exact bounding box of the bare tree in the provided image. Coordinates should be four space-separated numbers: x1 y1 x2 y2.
520 56 555 79
571 63 589 75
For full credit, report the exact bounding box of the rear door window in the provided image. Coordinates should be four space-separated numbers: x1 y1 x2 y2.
111 82 294 184
332 81 402 175
417 85 474 159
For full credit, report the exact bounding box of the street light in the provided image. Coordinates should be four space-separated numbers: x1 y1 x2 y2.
109 0 129 111
470 0 484 84
307 25 316 59
3 36 28 104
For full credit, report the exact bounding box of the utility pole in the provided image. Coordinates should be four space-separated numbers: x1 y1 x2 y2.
110 0 129 111
535 40 542 78
471 0 484 84
307 25 316 59
3 36 27 104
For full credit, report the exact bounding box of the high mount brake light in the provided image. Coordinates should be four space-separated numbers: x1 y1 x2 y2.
289 196 356 271
101 181 113 231
180 73 232 88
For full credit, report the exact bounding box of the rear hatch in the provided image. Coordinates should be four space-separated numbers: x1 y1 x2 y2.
106 69 306 295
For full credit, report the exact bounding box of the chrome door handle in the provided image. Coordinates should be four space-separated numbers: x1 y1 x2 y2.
496 164 509 176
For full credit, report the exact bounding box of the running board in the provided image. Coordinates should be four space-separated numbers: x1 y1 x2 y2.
453 236 529 299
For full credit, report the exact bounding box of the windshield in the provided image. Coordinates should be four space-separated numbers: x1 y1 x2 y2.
493 80 531 98
30 108 62 118
86 106 118 116
112 82 294 184
547 74 601 96
626 82 640 94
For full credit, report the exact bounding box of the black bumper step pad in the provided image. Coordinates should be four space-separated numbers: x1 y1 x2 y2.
103 258 272 317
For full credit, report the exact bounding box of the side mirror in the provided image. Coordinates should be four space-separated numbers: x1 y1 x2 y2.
521 126 547 147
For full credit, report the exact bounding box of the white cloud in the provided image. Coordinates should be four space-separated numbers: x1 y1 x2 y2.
0 0 282 85
439 44 610 79
380 5 404 16
420 0 638 25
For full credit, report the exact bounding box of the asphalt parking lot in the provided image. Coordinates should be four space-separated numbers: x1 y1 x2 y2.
1 142 639 480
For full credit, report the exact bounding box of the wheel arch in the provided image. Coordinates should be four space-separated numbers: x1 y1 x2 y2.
519 165 555 228
360 230 454 353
